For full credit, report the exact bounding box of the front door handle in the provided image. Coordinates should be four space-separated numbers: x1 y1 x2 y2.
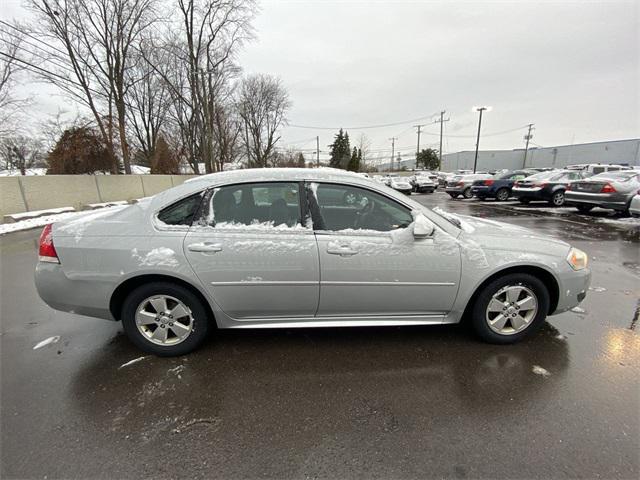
188 242 223 253
327 246 358 257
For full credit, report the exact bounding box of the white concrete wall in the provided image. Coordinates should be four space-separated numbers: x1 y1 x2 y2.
0 175 197 221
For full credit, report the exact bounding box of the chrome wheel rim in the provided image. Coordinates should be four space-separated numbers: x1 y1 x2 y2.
497 190 509 201
135 295 194 346
553 192 564 206
485 285 538 335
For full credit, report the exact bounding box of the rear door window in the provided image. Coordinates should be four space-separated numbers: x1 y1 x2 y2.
198 182 306 229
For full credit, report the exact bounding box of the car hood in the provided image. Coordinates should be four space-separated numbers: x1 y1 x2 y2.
433 209 570 255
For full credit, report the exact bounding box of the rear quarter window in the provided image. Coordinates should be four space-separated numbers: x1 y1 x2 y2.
157 193 203 226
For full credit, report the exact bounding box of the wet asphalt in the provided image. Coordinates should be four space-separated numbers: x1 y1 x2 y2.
1 192 638 479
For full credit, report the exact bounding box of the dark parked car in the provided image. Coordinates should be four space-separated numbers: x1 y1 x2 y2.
471 170 536 201
512 170 586 206
565 171 640 214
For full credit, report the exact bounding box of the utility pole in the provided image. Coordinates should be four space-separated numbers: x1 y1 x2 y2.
522 124 534 169
434 110 450 171
473 106 489 173
316 136 320 167
389 137 397 171
414 125 422 156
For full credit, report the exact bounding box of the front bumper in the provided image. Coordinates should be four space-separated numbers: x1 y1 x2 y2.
551 266 592 315
565 192 630 211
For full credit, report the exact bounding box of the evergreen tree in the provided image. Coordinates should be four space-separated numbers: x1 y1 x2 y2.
347 146 359 171
47 127 112 174
328 128 351 169
416 148 440 170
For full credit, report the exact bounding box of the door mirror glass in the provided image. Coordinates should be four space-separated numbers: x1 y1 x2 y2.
413 213 434 237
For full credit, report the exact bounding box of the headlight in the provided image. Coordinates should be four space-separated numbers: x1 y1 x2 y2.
566 247 588 270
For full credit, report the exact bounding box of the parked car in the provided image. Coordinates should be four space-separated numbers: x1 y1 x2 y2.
565 171 640 214
471 170 536 201
445 173 492 199
35 168 590 356
388 176 413 194
512 169 586 206
629 191 640 217
410 172 438 193
372 175 386 183
566 163 632 175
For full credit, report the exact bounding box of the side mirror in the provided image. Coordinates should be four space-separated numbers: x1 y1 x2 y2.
413 213 435 237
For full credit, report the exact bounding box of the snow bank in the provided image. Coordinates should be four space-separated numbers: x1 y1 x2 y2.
0 210 88 235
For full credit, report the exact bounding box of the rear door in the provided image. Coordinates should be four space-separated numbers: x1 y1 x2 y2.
309 182 460 317
183 182 319 320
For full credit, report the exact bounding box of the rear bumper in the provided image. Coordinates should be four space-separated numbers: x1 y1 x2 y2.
415 185 435 193
565 192 630 211
551 267 591 315
512 188 549 201
35 262 115 321
471 186 494 197
392 187 412 194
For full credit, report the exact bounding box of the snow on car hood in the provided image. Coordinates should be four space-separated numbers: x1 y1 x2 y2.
433 208 570 255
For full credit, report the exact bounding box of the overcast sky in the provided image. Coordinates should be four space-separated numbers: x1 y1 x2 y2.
4 0 639 164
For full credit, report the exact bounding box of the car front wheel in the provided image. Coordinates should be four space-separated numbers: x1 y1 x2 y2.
463 187 473 199
121 282 211 356
470 273 550 344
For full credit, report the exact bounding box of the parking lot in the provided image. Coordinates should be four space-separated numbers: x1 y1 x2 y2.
1 190 638 479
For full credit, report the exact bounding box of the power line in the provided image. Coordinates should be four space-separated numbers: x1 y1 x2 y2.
288 112 440 130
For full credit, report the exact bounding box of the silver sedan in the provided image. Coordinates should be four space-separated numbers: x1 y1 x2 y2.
566 171 640 214
35 168 591 356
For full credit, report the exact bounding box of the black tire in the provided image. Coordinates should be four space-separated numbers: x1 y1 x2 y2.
470 273 550 344
518 198 530 204
496 188 510 202
549 190 565 207
463 187 473 199
121 282 211 356
576 205 594 213
449 193 459 199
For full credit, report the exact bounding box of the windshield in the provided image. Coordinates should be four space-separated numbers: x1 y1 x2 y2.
589 171 638 182
525 170 564 181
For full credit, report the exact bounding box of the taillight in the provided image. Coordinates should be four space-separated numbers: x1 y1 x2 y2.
484 179 494 186
38 224 59 263
601 183 616 193
457 182 464 187
566 184 572 191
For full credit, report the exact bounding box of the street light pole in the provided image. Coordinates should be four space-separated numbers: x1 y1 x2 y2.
522 123 534 169
473 106 488 173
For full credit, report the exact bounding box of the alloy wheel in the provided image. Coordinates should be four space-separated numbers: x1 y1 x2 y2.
552 191 565 206
135 295 194 346
485 285 538 335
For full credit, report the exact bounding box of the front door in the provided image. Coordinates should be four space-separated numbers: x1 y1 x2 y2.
184 181 319 320
310 182 460 317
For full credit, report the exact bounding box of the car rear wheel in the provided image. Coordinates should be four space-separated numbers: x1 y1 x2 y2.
550 190 565 207
463 187 473 199
470 273 550 344
576 205 594 213
496 188 510 202
121 282 210 356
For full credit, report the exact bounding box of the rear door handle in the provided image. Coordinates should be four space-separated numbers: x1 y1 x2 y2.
188 242 223 253
327 247 358 257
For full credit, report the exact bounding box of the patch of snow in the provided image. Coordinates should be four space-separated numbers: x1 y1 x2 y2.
57 206 128 241
130 165 151 174
33 335 60 350
212 220 309 231
589 286 607 292
85 201 129 209
132 247 179 267
9 207 75 220
555 334 567 341
532 365 551 377
119 356 148 369
0 168 47 176
595 217 640 227
571 306 586 314
0 210 90 235
432 206 475 232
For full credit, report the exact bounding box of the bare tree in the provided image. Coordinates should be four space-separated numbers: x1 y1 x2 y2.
26 0 158 173
126 39 173 164
0 29 29 137
237 73 291 168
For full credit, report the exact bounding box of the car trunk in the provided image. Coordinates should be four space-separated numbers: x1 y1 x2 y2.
570 181 606 193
